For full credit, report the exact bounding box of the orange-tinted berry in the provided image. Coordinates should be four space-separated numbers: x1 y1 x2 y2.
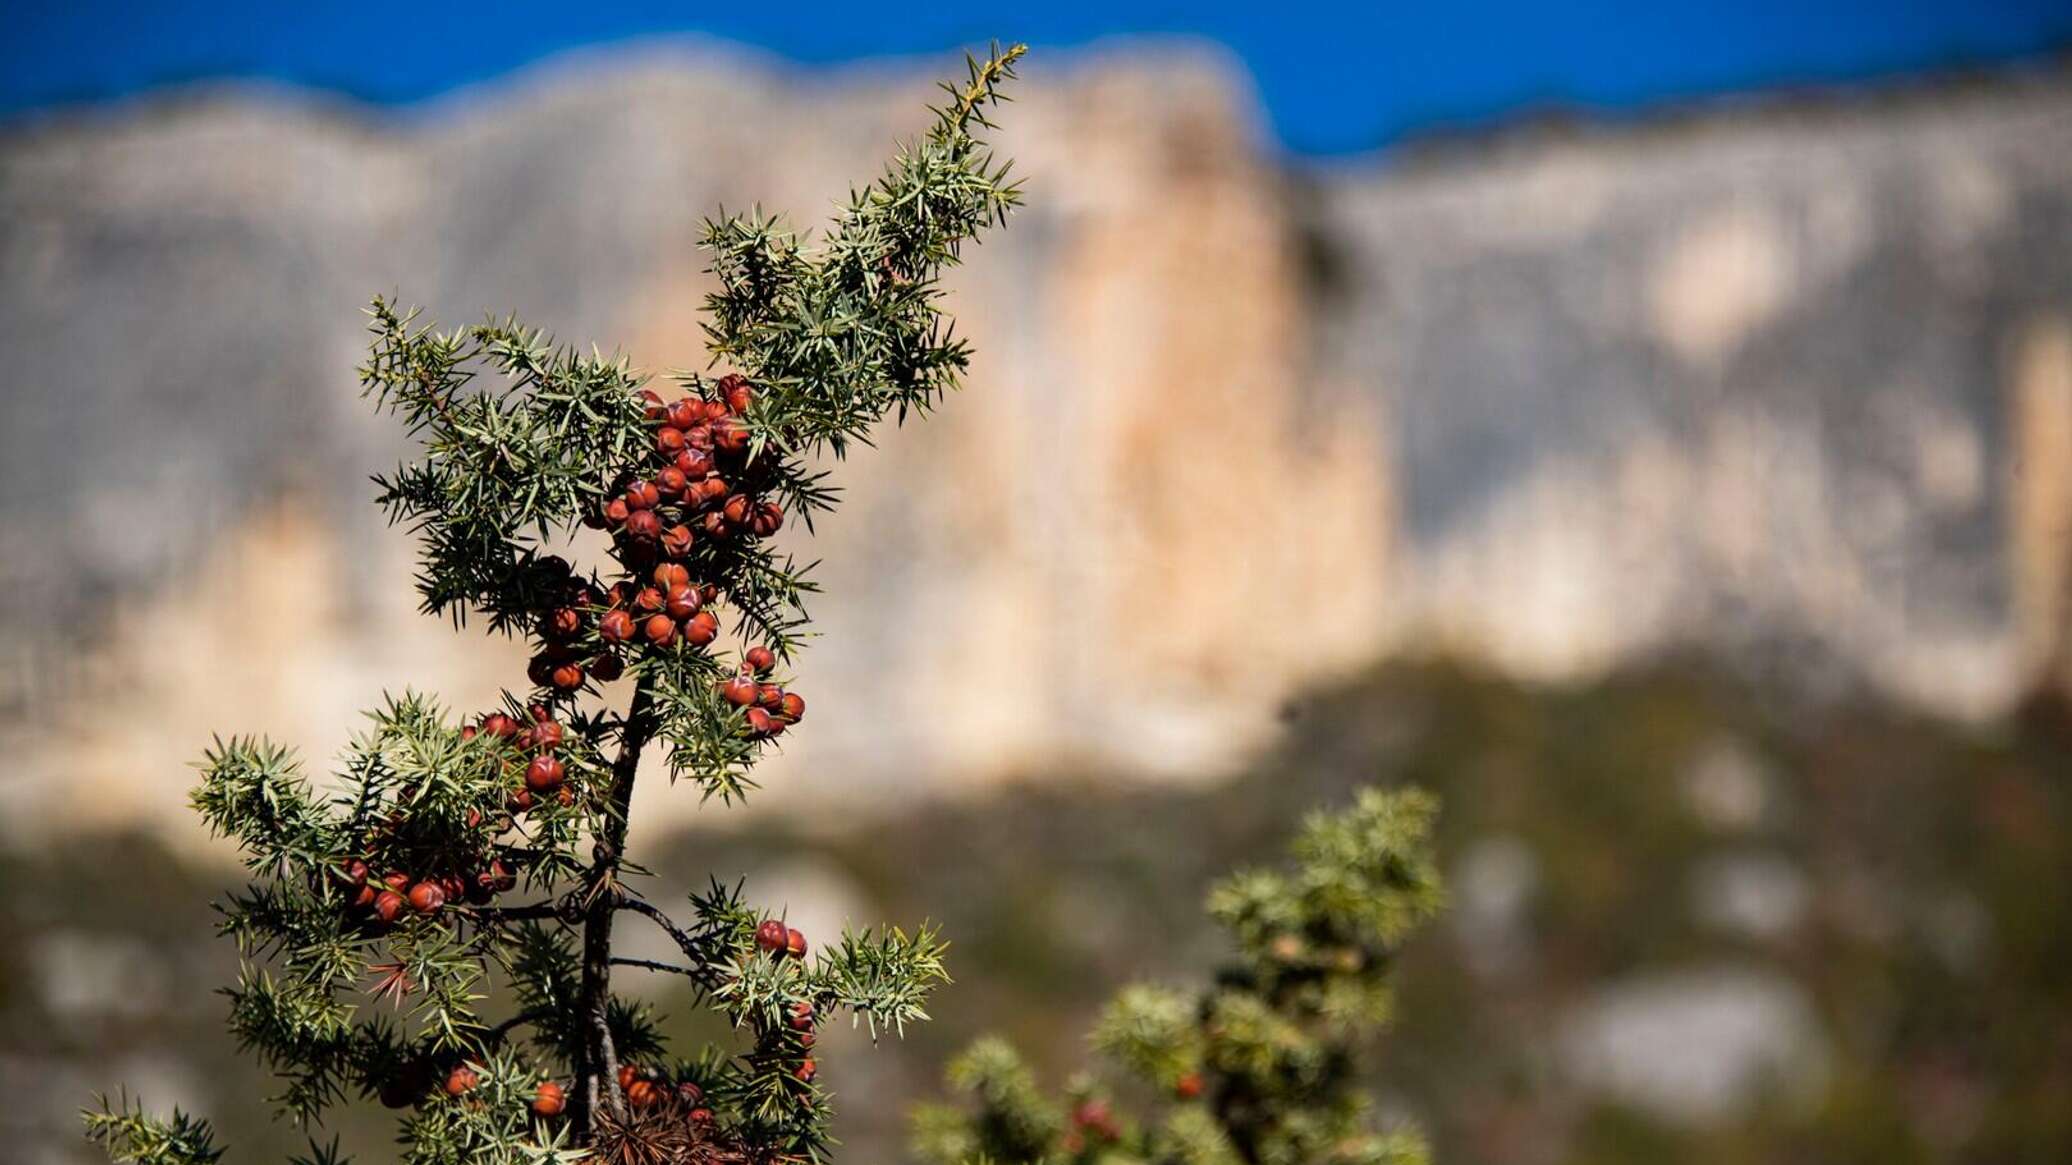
652 563 690 589
794 1059 816 1084
483 713 521 739
626 480 661 510
746 707 775 736
603 497 630 525
744 645 776 674
626 1079 661 1110
655 465 688 496
666 398 701 430
721 674 760 707
374 889 407 923
713 417 749 455
777 691 805 723
600 609 636 644
758 683 783 710
634 586 665 613
644 614 679 646
617 1064 641 1091
655 427 687 457
785 927 808 959
661 524 694 557
1175 1072 1204 1099
444 1064 478 1096
625 510 662 541
674 448 713 480
752 502 784 537
550 662 586 691
525 754 565 792
722 494 753 525
789 1001 815 1031
684 611 720 647
407 881 446 914
531 1080 566 1117
720 374 754 414
665 585 700 620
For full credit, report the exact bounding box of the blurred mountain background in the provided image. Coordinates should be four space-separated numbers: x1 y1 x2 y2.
3 5 2071 1164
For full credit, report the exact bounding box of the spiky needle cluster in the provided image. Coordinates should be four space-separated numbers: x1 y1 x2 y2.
86 43 1026 1165
911 786 1445 1165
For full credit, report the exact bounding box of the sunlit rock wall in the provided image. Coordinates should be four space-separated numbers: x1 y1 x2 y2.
2 45 2068 844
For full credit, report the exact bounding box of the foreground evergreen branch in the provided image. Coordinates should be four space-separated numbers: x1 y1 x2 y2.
911 787 1445 1165
87 42 1026 1165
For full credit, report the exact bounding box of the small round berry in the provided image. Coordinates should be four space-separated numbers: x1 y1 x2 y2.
794 1059 816 1084
693 476 729 505
482 859 517 893
666 398 701 430
626 1079 661 1110
758 683 783 710
752 502 784 537
722 493 753 525
675 448 714 480
617 1064 641 1091
375 889 407 923
652 563 690 590
665 585 700 620
795 1028 814 1050
634 586 666 613
542 607 583 640
656 465 688 496
600 609 636 644
720 674 760 707
644 614 679 646
444 1063 478 1096
661 524 694 557
720 374 754 414
525 754 566 792
700 511 729 539
531 1080 566 1118
713 417 749 455
383 871 411 891
688 1107 714 1127
655 427 687 458
675 1081 704 1107
460 724 479 742
684 611 720 647
755 919 788 955
507 788 534 812
407 881 446 914
550 662 586 691
1175 1072 1204 1100
626 480 661 510
789 1001 815 1031
744 645 776 674
483 713 521 739
603 497 630 526
352 883 378 909
625 510 662 541
336 858 370 888
785 927 808 960
777 691 805 723
531 719 564 750
746 707 775 736
684 424 714 451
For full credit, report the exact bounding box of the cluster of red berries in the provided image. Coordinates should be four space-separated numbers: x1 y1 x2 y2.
785 1000 818 1085
598 563 720 652
335 854 516 926
523 565 623 694
468 707 577 812
615 1065 718 1126
590 375 784 552
719 647 805 738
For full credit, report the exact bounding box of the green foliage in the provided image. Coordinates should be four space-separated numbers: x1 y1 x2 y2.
91 42 1025 1165
912 786 1442 1165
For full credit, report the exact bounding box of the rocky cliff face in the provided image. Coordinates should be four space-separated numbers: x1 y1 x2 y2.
2 46 2069 842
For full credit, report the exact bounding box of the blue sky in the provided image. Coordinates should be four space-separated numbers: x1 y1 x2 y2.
8 2 2071 154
